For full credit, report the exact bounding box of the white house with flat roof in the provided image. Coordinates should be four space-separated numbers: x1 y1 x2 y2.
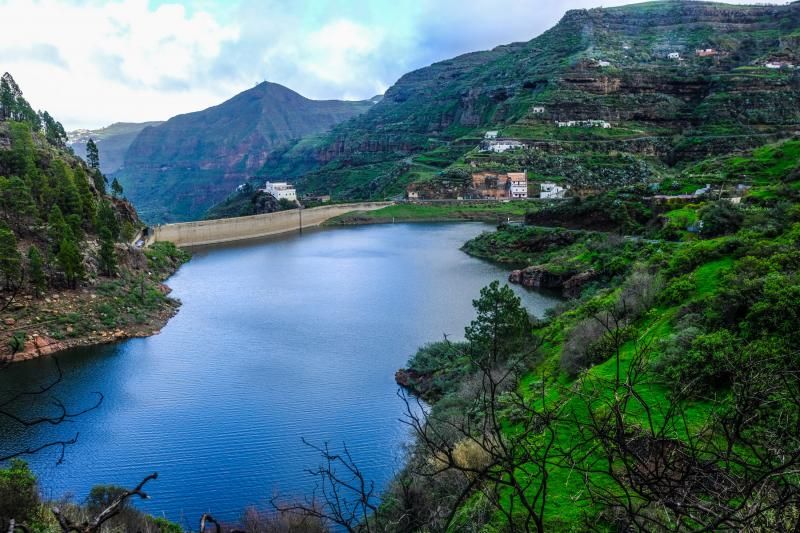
540 182 568 199
482 140 523 153
263 181 297 202
485 131 499 139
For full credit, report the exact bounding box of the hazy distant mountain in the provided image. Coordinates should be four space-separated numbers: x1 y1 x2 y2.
115 82 376 222
68 122 163 175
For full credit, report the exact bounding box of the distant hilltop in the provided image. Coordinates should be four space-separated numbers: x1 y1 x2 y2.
68 121 163 175
112 82 377 223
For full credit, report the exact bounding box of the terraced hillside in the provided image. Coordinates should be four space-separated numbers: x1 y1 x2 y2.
220 0 800 207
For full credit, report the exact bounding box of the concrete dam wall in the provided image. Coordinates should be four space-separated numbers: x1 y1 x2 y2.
147 202 392 247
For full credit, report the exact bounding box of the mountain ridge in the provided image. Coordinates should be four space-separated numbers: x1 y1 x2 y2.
115 81 376 222
214 0 800 206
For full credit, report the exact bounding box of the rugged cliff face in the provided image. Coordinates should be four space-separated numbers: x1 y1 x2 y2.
230 0 800 205
115 82 375 222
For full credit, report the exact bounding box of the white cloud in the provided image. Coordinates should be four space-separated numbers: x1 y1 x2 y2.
0 0 240 129
301 20 387 97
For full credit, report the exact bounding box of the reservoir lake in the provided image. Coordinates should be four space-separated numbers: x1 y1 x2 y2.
0 222 560 525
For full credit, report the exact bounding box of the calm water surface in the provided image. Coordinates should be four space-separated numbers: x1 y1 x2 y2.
0 223 559 525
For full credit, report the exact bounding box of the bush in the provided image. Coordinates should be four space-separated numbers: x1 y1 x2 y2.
145 241 190 273
151 516 183 533
8 331 26 354
659 275 695 305
561 318 610 376
86 484 129 513
0 460 39 523
656 328 738 391
699 201 744 237
407 341 465 375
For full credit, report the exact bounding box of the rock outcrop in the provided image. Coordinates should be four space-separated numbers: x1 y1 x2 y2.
509 266 597 298
11 335 66 362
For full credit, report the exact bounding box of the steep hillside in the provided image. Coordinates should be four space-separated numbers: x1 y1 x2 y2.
116 82 375 222
68 121 162 175
221 0 800 205
0 73 187 363
370 136 800 531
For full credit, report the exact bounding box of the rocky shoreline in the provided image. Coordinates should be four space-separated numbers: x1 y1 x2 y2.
2 283 181 364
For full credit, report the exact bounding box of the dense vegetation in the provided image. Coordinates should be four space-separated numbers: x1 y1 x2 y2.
363 137 800 531
0 73 188 361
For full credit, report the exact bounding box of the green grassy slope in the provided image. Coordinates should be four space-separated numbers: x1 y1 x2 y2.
391 138 800 530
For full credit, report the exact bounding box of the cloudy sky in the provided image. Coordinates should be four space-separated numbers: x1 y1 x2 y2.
0 0 780 130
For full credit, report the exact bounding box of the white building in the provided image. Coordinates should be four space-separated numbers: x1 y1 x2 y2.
508 172 528 199
532 106 546 114
693 184 711 196
540 182 568 199
668 52 681 60
556 119 611 129
482 140 523 153
597 60 612 67
485 130 499 139
263 181 297 202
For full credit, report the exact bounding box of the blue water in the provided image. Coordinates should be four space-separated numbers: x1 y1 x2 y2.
0 223 558 526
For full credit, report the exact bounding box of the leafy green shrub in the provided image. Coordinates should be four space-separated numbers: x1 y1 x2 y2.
699 201 744 237
656 328 738 391
86 485 129 513
666 237 738 276
145 241 190 273
8 331 26 354
659 275 695 305
0 460 39 523
95 302 118 327
408 341 465 375
151 516 183 533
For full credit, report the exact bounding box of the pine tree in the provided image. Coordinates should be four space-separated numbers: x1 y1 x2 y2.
0 176 37 228
27 245 46 296
56 228 83 289
0 223 21 290
98 228 117 277
91 169 107 196
62 175 83 218
110 177 123 198
39 110 67 147
86 138 100 170
74 167 96 223
96 201 120 240
47 205 68 253
6 122 37 178
0 73 19 121
66 213 83 241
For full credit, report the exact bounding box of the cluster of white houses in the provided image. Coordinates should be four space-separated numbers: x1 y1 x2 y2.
406 171 570 201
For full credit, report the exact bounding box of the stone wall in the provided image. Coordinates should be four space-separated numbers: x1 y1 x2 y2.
148 202 393 247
